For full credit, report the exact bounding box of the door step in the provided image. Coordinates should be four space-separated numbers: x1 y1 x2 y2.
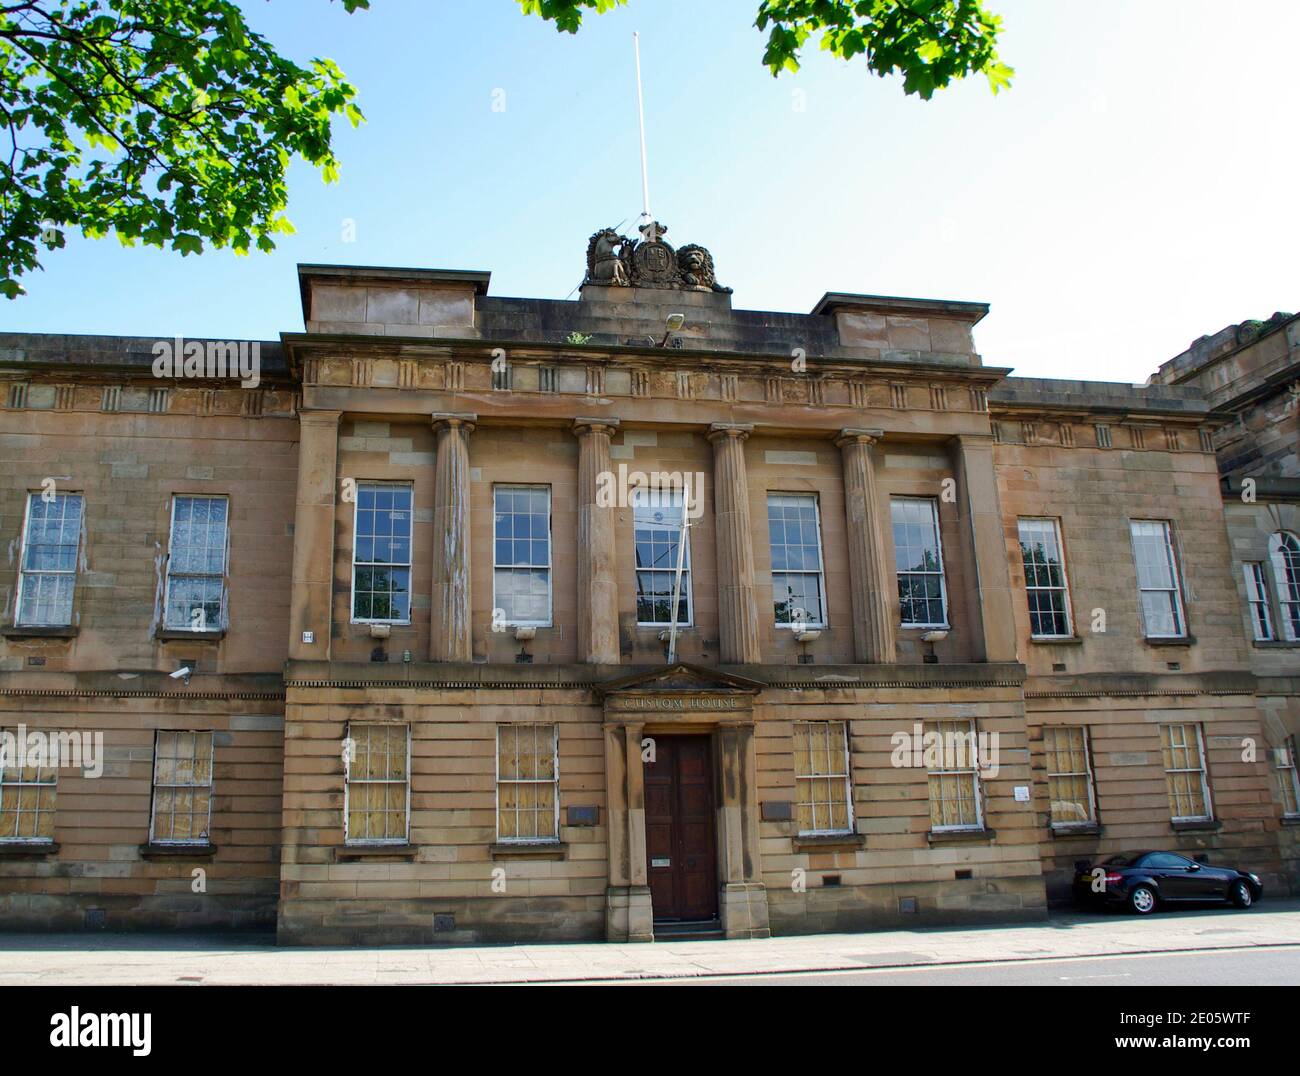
654 919 723 940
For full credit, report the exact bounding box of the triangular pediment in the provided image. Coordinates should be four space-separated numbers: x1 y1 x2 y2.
596 662 763 697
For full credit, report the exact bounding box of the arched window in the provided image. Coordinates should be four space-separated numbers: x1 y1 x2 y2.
1269 532 1300 642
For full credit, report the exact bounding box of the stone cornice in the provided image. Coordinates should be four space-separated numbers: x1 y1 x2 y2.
0 687 285 701
1023 669 1256 699
283 660 1028 692
810 292 990 323
281 332 1012 384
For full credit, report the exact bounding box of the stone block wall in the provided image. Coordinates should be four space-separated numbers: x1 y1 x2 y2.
0 684 284 931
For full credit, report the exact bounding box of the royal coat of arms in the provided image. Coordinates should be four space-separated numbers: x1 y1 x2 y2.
583 221 732 293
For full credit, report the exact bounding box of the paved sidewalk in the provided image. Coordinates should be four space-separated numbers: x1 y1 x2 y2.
2 902 1298 985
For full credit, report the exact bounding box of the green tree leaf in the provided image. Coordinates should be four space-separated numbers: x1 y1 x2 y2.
1 0 367 297
519 0 1013 101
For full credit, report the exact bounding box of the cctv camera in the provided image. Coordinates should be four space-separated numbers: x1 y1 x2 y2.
169 666 192 681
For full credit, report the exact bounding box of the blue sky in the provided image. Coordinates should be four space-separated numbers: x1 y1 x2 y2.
5 0 1297 382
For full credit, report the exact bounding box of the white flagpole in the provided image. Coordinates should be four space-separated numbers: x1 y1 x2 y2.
666 484 690 665
633 31 652 228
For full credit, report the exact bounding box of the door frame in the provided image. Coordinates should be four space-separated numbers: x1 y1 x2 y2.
644 731 720 924
598 663 770 942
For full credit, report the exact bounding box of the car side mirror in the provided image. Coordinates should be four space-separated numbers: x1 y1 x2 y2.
1188 863 1201 871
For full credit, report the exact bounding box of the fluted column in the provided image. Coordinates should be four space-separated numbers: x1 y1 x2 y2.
708 423 761 665
430 413 475 662
573 418 621 664
836 428 896 664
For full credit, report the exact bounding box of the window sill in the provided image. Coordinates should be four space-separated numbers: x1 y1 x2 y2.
2 625 77 639
792 833 865 852
0 841 58 857
1280 815 1300 827
1253 640 1300 649
1143 635 1196 648
139 842 216 859
155 628 226 642
490 841 568 860
1170 818 1221 833
1029 635 1084 646
334 843 418 862
927 827 996 845
1050 823 1102 838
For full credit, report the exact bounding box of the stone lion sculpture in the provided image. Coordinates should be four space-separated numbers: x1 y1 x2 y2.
676 244 732 293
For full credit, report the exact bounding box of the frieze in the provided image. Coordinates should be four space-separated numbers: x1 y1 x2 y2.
605 694 750 712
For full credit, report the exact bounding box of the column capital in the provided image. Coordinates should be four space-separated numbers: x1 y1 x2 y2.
835 427 884 449
573 416 621 437
298 409 342 427
950 431 995 449
707 422 754 444
431 412 476 434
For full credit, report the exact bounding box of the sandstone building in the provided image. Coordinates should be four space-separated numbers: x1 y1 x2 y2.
0 226 1296 943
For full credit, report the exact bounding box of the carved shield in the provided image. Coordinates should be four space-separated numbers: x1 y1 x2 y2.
630 239 681 288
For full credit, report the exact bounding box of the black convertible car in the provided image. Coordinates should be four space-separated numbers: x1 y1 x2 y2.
1072 851 1263 914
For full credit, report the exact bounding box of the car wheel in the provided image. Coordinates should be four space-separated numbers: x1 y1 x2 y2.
1229 880 1254 909
1128 885 1157 915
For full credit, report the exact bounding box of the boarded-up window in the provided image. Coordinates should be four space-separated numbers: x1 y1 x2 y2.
150 731 214 844
344 724 409 844
0 729 57 843
926 720 982 831
1274 737 1300 818
1160 723 1212 821
793 721 852 834
496 724 558 842
1043 726 1095 826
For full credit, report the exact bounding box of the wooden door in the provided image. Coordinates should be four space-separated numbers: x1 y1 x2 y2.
644 735 718 922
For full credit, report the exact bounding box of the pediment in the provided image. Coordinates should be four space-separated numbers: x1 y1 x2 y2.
596 662 763 698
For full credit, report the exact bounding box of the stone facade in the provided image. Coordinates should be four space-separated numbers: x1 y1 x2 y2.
0 252 1295 942
1149 312 1300 894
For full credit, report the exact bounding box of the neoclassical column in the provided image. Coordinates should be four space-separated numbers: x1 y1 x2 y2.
835 428 897 664
573 418 621 664
289 410 341 662
707 423 761 665
430 413 475 662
